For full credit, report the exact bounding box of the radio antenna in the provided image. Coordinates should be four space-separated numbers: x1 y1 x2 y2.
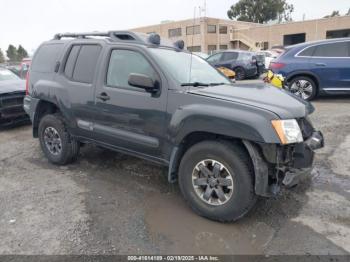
188 6 197 83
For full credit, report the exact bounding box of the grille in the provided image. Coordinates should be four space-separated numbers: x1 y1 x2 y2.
0 91 26 118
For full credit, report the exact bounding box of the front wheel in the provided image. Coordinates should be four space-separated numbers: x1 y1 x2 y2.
288 76 317 101
178 140 257 222
234 67 246 80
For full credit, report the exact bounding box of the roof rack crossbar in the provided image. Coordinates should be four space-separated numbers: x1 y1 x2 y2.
52 31 181 49
54 32 110 40
53 31 145 42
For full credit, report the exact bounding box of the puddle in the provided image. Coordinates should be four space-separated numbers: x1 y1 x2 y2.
144 193 275 255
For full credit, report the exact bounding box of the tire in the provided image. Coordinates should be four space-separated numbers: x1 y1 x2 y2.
38 113 79 165
288 76 317 101
234 67 246 80
178 140 257 222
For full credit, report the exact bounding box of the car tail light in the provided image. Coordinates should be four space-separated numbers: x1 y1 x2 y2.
270 62 286 70
25 71 30 95
251 58 257 65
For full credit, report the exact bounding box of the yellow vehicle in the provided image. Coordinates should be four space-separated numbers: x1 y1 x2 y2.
217 67 235 80
263 70 285 89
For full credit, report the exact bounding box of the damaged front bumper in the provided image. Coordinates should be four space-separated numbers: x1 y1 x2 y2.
244 130 324 197
0 91 29 126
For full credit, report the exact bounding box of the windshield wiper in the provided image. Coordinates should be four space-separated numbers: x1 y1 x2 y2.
181 82 230 87
181 82 209 87
209 82 227 86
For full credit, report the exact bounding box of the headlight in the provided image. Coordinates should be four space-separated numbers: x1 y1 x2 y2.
271 119 303 144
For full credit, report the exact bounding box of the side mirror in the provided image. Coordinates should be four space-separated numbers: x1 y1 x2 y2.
128 73 158 93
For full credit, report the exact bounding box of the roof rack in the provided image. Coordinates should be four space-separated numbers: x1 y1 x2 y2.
53 30 184 50
54 31 153 44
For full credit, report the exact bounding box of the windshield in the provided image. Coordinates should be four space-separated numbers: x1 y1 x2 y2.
0 69 20 81
149 48 230 85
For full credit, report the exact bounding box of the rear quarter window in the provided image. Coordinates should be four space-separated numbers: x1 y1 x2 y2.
31 44 63 73
298 46 316 57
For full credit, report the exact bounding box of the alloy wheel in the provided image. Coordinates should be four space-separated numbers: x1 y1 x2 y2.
43 127 62 156
290 79 314 100
192 159 234 206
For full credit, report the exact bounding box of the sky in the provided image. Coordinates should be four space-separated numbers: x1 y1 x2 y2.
1 0 349 55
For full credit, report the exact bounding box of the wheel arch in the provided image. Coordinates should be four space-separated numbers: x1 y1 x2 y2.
32 100 60 137
168 131 253 183
286 72 320 94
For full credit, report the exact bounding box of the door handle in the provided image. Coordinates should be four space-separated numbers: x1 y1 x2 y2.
96 92 110 101
315 63 326 67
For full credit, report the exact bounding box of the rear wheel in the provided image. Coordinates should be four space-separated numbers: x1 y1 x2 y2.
234 67 246 80
178 140 257 222
288 76 317 101
38 113 79 165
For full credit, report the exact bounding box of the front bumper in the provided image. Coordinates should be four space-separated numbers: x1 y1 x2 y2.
281 131 324 188
244 130 324 197
0 91 29 126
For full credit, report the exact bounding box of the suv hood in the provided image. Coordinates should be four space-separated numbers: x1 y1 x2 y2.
188 84 314 119
0 79 26 94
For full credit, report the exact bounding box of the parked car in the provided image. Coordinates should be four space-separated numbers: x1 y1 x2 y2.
193 52 209 60
0 68 28 126
24 31 324 222
270 38 350 100
258 50 279 68
206 50 258 80
6 64 22 78
19 58 31 79
254 52 266 77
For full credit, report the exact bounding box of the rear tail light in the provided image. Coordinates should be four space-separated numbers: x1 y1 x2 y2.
251 58 257 65
270 62 286 70
25 71 30 95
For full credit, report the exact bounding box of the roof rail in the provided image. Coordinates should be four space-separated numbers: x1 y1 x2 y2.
54 31 149 43
52 31 184 50
53 32 110 40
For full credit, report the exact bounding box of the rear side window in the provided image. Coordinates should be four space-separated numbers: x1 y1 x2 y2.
72 45 102 83
64 45 81 78
222 52 238 61
31 44 63 73
313 42 350 57
298 46 316 57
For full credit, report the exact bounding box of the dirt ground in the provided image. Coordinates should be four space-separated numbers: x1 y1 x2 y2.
0 89 349 255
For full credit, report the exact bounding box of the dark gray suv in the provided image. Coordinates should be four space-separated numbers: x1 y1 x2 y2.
24 31 324 222
206 50 259 80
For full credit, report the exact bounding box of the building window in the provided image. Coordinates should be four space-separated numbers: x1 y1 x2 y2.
263 42 269 50
186 25 200 35
208 45 217 54
207 25 216 33
283 33 306 46
187 46 201 52
326 29 350 38
168 28 182 38
256 42 269 50
219 45 228 50
219 26 227 34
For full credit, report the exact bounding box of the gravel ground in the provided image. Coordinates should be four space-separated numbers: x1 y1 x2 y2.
0 84 349 255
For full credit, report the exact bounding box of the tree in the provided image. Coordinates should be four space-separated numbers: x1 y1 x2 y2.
17 45 28 61
227 0 294 24
6 45 18 62
0 49 5 64
324 10 340 18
